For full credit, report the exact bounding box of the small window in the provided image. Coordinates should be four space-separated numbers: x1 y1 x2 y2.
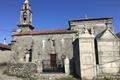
52 40 55 46
24 18 26 21
25 4 27 9
24 18 26 23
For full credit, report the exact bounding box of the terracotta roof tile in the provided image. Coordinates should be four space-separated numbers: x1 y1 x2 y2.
0 44 11 50
13 29 77 36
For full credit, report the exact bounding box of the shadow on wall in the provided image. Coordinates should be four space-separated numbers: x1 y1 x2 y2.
72 39 81 78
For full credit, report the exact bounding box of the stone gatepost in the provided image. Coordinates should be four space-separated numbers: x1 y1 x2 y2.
37 60 43 73
36 53 43 73
64 57 70 74
25 53 30 62
79 29 97 79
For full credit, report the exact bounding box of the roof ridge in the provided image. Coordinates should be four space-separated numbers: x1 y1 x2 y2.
13 29 78 36
96 28 118 39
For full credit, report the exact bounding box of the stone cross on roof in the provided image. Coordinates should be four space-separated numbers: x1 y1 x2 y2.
25 0 29 4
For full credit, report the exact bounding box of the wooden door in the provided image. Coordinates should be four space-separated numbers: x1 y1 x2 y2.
50 54 57 67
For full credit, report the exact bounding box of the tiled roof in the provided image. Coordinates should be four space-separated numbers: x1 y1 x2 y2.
13 29 77 36
0 44 11 50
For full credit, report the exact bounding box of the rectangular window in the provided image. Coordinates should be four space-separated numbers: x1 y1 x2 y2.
52 40 55 46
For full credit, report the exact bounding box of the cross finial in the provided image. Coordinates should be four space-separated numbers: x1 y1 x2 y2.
25 0 29 3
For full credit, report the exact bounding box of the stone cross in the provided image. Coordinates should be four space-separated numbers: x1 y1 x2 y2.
25 0 29 4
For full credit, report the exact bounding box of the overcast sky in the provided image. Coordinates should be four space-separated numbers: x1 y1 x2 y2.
0 0 120 44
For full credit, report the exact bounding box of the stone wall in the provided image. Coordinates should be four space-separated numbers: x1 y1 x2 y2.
97 40 120 74
79 35 96 79
12 36 33 63
31 33 76 61
0 50 12 64
4 63 37 78
69 18 113 35
96 28 120 74
12 17 120 79
12 33 76 74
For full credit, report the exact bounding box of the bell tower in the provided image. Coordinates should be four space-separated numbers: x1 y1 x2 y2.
18 0 34 32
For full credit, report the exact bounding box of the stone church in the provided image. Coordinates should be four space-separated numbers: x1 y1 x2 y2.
11 0 120 79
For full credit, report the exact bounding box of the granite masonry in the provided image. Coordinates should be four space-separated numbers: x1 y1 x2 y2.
10 0 120 79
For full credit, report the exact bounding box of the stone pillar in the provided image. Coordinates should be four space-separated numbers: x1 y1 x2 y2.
79 30 96 79
37 60 42 73
64 57 70 74
25 53 30 62
37 53 43 73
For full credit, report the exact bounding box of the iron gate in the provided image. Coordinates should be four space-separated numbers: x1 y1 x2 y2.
42 60 64 73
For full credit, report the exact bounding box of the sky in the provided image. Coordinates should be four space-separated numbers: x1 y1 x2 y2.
0 0 120 44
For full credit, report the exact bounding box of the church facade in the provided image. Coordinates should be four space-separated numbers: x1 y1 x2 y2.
12 0 120 79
